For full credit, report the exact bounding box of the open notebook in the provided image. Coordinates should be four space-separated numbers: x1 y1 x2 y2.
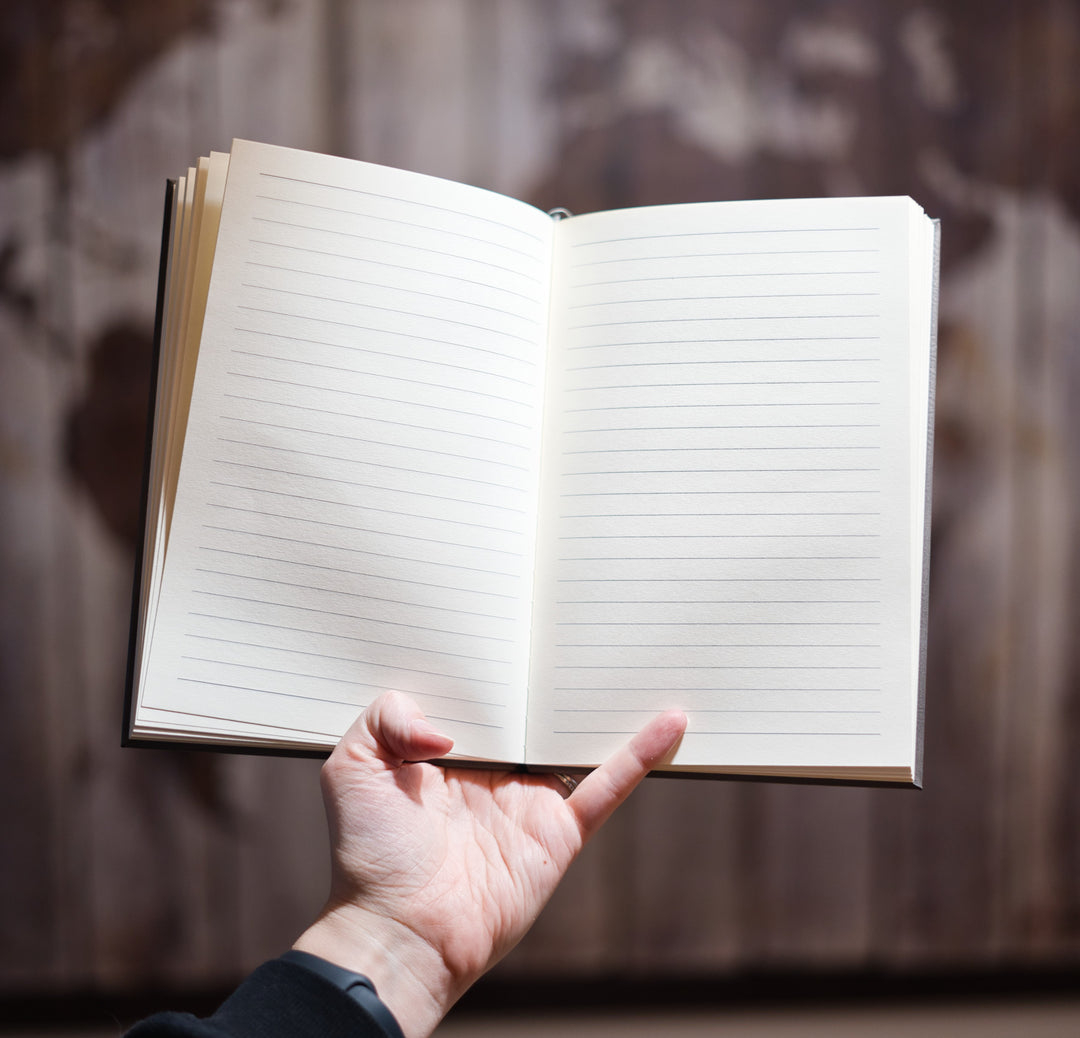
124 140 938 784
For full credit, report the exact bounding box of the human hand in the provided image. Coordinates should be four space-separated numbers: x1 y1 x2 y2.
293 691 686 1037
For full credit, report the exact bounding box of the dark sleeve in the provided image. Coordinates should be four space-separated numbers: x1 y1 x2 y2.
125 958 400 1038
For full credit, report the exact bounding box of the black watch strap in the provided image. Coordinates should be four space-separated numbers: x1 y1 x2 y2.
280 950 405 1038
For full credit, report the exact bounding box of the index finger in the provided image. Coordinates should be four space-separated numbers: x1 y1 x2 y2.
567 709 687 841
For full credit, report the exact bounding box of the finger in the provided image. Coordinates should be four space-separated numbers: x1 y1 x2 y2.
567 709 686 841
336 690 455 767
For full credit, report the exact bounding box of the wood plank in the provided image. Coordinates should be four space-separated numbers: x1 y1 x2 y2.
3 0 1080 992
625 778 745 970
1002 0 1080 956
1043 0 1080 959
40 0 343 989
0 157 71 989
344 0 483 181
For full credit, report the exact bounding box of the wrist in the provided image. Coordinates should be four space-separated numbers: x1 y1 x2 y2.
293 904 456 1038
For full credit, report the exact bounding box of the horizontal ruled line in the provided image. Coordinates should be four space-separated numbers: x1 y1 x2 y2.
232 356 528 408
556 643 880 649
562 447 879 455
181 653 510 688
219 430 527 471
251 216 544 287
552 729 880 736
560 556 879 562
225 371 531 428
554 620 881 625
176 676 505 729
230 341 533 388
219 416 528 468
554 686 877 692
564 424 880 433
216 437 531 487
142 703 338 738
207 489 523 536
190 591 515 642
188 612 516 654
558 490 878 497
186 632 512 671
245 245 543 303
174 676 358 709
197 546 517 599
211 459 529 511
235 304 540 362
566 358 880 371
559 513 880 520
258 171 546 242
573 272 879 288
557 601 879 607
233 324 535 372
569 291 879 309
242 266 537 322
192 568 514 622
563 403 878 413
224 393 530 447
568 314 879 330
226 359 529 406
553 708 880 715
557 533 880 538
201 524 519 577
565 380 879 391
254 200 540 261
562 467 876 476
556 577 881 583
572 227 879 246
574 257 880 270
206 502 524 553
566 337 878 351
241 285 536 343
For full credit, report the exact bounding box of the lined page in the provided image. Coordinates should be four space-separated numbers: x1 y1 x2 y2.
138 141 553 758
527 197 928 773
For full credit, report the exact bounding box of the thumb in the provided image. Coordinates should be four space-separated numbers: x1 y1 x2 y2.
338 691 455 767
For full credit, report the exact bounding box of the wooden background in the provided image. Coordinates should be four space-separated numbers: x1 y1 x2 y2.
2 0 1079 995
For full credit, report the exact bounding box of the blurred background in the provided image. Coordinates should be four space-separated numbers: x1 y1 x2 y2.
1 0 1079 1032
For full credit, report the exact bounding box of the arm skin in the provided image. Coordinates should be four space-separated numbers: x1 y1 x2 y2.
293 691 687 1038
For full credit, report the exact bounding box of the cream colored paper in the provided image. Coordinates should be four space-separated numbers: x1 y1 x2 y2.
526 196 933 778
139 141 553 759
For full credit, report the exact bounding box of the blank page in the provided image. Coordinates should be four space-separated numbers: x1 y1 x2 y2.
137 141 553 758
527 196 932 776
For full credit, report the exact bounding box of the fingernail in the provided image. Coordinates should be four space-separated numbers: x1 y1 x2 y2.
411 718 444 739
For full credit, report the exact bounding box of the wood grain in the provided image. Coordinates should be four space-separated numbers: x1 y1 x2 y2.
1 0 1079 993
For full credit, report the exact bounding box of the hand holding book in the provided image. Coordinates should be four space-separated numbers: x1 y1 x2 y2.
293 690 686 1037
